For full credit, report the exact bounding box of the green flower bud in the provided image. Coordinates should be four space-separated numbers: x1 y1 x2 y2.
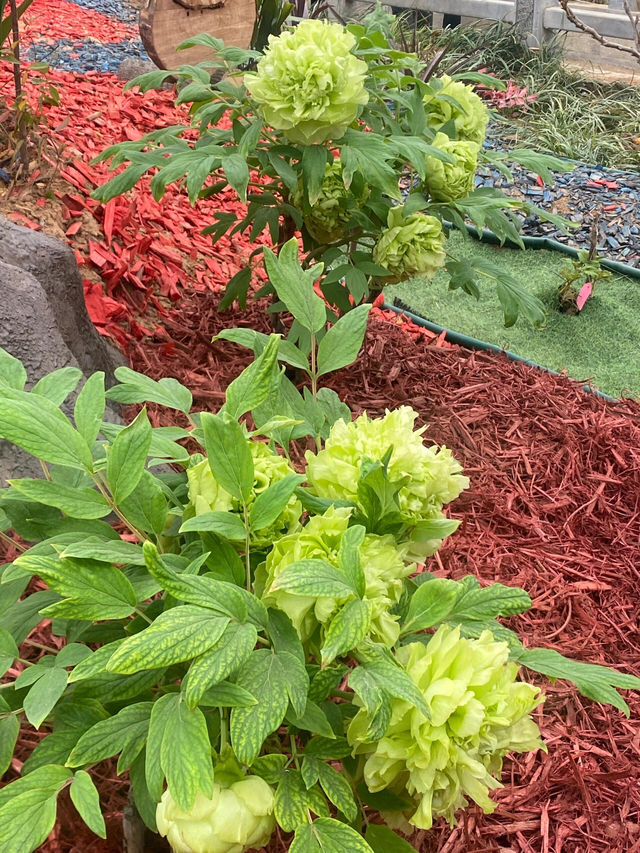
244 20 369 146
156 776 276 853
259 506 414 646
305 406 468 557
187 442 302 548
348 625 544 830
292 159 369 243
372 207 446 283
425 132 480 202
423 75 489 145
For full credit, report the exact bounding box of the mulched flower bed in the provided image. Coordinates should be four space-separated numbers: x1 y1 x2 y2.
2 4 640 850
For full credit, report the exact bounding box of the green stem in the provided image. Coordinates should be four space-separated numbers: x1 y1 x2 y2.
0 530 25 553
135 607 153 625
22 639 59 655
39 460 52 481
289 734 300 771
92 472 146 542
310 332 318 402
243 504 251 592
220 708 228 752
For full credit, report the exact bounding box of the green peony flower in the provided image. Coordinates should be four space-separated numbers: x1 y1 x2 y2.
244 20 369 146
372 207 446 283
293 159 369 243
259 506 414 646
423 74 489 145
305 406 468 559
156 775 276 853
425 132 480 202
187 442 302 548
348 625 544 830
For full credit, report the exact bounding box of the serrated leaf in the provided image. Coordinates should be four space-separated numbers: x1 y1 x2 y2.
70 771 106 838
106 408 152 503
161 700 213 810
230 649 290 764
8 479 110 520
66 702 152 768
321 599 372 666
183 622 257 709
201 413 253 503
317 304 372 377
107 606 229 674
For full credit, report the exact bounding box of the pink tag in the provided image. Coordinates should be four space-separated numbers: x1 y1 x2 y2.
576 281 593 311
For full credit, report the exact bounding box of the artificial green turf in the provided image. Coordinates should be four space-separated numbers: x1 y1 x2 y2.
386 232 640 399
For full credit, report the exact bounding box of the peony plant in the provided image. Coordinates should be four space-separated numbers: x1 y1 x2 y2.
0 271 638 853
93 20 574 328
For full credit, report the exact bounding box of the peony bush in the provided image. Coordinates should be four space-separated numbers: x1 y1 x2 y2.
0 265 638 853
94 19 572 328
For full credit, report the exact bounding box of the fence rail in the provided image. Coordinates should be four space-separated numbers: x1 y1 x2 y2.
335 0 640 47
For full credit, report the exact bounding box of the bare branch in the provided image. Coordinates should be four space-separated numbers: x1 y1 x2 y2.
556 0 640 60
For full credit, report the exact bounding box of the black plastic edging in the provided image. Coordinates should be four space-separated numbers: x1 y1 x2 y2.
382 300 619 404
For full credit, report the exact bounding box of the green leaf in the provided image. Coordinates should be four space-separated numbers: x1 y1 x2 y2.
215 327 309 372
448 580 531 622
359 646 431 721
180 511 247 540
25 555 138 621
0 766 70 853
250 753 288 785
32 367 82 406
183 622 258 709
0 348 27 390
401 577 461 635
161 700 213 810
291 818 373 853
263 239 326 334
0 385 92 470
223 334 281 420
507 148 572 185
106 367 192 415
8 479 110 519
338 524 365 598
0 627 19 677
107 606 230 673
316 304 372 377
366 824 417 852
141 542 247 620
70 771 106 838
321 599 371 666
250 474 305 531
304 758 357 821
275 770 327 832
269 559 357 600
201 413 254 503
145 694 177 801
119 472 168 535
222 152 250 201
302 145 329 204
287 701 335 738
0 697 19 776
230 649 291 764
106 408 152 503
515 647 640 717
60 538 146 565
198 681 257 708
24 666 69 728
130 751 158 832
66 703 152 768
347 666 391 742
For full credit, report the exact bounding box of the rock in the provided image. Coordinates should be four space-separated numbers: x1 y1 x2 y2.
0 216 123 383
0 219 125 484
117 56 160 81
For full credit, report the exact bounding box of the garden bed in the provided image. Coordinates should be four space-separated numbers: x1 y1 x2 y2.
387 230 640 399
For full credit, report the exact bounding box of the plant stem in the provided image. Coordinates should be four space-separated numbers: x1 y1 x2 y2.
310 332 318 401
134 607 153 625
91 472 146 542
243 504 251 591
220 708 228 752
0 530 25 553
39 460 52 481
22 638 59 654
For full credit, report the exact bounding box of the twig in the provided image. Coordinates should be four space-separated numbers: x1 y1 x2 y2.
556 0 640 61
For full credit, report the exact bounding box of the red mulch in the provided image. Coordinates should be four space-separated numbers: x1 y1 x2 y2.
0 36 639 853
